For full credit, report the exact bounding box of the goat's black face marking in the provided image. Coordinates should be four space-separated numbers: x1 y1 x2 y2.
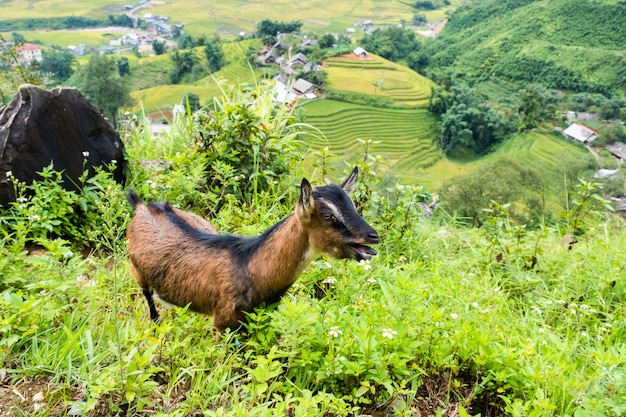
312 184 380 261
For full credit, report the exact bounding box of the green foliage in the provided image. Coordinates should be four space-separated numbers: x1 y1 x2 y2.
168 49 199 84
116 56 130 77
1 161 130 253
204 40 226 73
151 39 167 55
192 81 302 207
71 53 133 124
438 83 512 155
427 0 626 97
561 179 614 238
359 27 422 62
255 19 303 38
438 157 546 227
2 88 626 415
517 83 555 131
38 49 75 81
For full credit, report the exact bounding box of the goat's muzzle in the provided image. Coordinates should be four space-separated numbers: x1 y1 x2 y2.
350 232 380 261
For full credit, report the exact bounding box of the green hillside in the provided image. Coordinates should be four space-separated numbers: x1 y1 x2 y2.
428 0 626 96
129 39 263 113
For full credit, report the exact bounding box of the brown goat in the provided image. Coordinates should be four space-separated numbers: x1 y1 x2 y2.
126 167 380 332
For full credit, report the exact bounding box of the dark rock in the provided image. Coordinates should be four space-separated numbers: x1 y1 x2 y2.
0 84 126 206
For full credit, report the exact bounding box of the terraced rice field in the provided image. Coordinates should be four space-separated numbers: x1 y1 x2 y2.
488 130 591 181
300 99 442 181
323 54 435 106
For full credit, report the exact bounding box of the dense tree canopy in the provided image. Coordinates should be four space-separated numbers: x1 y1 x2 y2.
437 83 512 155
256 19 303 38
204 41 225 73
38 50 75 81
72 54 132 124
359 27 421 62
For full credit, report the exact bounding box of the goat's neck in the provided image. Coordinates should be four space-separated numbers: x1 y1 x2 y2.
248 215 315 296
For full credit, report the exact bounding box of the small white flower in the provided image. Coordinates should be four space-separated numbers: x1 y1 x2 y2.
367 277 377 284
322 276 337 284
532 306 543 315
63 251 74 258
359 259 372 270
450 313 459 320
570 309 577 315
538 327 546 334
110 159 117 165
468 273 476 277
399 255 407 262
381 328 397 339
471 302 479 308
5 170 12 178
28 214 41 221
328 326 342 337
17 196 28 203
82 151 90 157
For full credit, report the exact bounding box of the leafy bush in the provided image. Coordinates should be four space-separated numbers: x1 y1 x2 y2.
193 81 302 208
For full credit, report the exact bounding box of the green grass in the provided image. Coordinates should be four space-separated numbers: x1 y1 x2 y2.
1 118 625 415
18 29 124 48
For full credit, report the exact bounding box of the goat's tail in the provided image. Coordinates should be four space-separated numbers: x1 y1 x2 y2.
126 189 143 211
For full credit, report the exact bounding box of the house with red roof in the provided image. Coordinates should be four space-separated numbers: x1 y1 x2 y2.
16 44 43 65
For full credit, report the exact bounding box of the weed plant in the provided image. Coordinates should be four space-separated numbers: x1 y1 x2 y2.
1 90 625 416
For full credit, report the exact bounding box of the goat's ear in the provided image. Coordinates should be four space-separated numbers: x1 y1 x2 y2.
340 166 359 195
298 178 315 217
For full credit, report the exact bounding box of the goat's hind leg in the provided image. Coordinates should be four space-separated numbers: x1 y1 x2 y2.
142 288 160 322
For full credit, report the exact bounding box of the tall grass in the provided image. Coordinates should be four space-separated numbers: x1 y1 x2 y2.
1 97 625 416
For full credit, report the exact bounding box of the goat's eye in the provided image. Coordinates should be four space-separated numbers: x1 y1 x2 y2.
322 213 336 222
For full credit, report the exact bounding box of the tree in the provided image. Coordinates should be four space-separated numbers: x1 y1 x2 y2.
204 41 225 73
181 92 201 113
152 39 167 55
319 34 336 49
438 83 511 155
73 54 133 125
169 49 198 84
255 19 303 38
117 57 130 77
438 157 545 227
517 84 550 131
38 50 75 81
599 99 622 121
360 27 421 61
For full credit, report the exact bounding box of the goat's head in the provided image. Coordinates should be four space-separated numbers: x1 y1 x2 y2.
296 166 380 261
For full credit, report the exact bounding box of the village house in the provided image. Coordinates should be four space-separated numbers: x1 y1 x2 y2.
288 52 308 69
563 122 598 144
353 46 368 59
16 44 43 65
606 142 626 162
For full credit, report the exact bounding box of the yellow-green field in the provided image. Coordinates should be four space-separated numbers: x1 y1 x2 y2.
157 0 416 37
324 54 435 106
0 0 128 19
18 28 127 48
